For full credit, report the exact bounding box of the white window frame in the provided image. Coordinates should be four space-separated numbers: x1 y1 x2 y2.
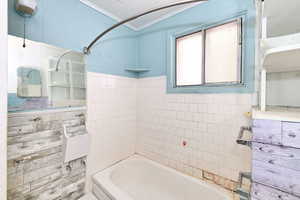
174 18 243 87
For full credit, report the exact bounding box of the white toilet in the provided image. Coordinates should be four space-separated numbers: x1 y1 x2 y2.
79 193 98 200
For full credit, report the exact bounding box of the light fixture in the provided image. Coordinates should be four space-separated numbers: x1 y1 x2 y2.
15 0 38 48
15 0 37 17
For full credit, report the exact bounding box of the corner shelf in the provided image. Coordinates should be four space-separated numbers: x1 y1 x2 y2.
125 67 150 73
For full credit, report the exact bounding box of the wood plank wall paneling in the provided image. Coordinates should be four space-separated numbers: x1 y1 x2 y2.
7 109 87 200
252 183 300 200
252 143 300 172
252 160 300 196
282 122 300 149
252 119 300 200
252 119 282 145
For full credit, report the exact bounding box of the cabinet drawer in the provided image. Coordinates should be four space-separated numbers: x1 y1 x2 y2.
251 183 300 200
252 119 282 145
282 122 300 149
252 160 300 197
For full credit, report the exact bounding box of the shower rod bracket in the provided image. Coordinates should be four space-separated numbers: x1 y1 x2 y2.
83 47 91 55
83 0 208 55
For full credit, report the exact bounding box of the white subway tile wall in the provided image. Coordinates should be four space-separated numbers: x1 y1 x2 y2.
86 72 137 190
136 76 252 181
86 73 252 190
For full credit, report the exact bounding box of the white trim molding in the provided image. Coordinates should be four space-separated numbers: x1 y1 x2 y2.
0 0 8 199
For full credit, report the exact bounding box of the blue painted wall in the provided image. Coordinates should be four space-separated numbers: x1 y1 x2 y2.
135 0 256 93
8 0 138 78
8 0 255 91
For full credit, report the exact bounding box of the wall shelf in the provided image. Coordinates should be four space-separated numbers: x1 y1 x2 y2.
48 84 70 88
48 58 86 106
261 32 300 72
125 67 150 73
260 40 300 110
263 44 300 73
261 32 300 49
48 68 69 73
252 107 300 123
259 1 300 111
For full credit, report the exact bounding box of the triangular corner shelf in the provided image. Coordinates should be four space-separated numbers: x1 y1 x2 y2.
125 67 151 73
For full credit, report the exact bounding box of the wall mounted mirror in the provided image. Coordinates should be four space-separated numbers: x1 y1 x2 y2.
8 35 86 112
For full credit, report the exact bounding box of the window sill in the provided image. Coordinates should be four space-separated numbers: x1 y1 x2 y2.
167 82 253 94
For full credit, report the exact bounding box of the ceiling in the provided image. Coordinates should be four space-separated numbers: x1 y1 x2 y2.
80 0 204 30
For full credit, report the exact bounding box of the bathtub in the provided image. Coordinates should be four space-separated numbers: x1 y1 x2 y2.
92 155 233 200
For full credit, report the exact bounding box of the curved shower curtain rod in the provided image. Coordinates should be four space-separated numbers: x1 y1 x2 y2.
83 0 208 55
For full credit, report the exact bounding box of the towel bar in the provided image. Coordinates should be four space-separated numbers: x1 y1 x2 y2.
236 126 252 147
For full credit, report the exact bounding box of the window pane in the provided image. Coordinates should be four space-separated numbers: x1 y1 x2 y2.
205 21 240 83
176 31 203 86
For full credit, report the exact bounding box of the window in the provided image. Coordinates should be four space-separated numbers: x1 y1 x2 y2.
175 19 242 87
176 31 203 86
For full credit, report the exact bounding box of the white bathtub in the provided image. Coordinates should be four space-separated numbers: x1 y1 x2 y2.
92 155 232 200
